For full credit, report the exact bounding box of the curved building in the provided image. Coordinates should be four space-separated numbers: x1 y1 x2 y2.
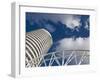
25 29 53 67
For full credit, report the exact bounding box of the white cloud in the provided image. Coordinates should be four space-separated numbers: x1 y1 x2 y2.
65 15 81 29
55 38 89 51
45 24 56 33
84 18 89 30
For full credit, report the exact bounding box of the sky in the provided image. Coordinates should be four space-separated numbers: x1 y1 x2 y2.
26 12 90 53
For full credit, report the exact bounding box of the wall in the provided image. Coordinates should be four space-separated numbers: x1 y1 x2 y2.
0 0 100 80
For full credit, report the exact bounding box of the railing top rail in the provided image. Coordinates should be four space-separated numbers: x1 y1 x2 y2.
46 50 89 54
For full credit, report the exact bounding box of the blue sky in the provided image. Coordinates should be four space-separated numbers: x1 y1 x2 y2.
26 12 90 53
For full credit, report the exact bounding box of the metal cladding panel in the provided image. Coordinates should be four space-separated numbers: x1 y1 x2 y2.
25 29 53 67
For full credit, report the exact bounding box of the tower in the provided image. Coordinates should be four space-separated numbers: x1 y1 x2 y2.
25 29 53 67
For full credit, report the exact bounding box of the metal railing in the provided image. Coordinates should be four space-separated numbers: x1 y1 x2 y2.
25 50 89 67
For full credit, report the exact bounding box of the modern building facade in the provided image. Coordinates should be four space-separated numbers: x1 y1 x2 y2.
25 29 53 67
